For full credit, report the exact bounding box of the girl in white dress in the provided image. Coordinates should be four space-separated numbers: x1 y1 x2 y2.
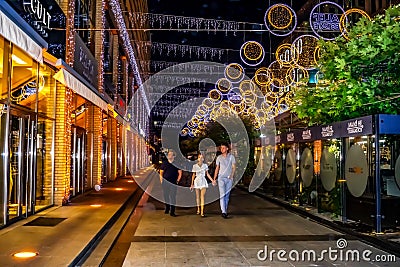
190 154 215 217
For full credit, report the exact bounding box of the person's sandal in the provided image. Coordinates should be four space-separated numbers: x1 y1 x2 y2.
201 214 205 217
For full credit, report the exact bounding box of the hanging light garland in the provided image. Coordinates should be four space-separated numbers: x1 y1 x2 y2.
108 0 150 114
135 41 227 60
129 12 247 35
291 35 319 70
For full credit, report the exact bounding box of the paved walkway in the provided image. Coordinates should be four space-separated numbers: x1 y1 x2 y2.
0 166 154 267
121 178 399 267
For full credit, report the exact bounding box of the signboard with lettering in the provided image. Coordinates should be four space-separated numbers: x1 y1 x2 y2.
340 115 373 137
309 1 345 40
6 0 66 59
74 33 99 89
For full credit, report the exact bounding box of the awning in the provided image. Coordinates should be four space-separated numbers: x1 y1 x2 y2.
0 10 44 63
54 68 108 111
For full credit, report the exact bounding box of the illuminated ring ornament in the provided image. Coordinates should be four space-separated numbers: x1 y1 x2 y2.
208 89 222 104
275 43 298 66
239 79 255 94
227 87 243 106
240 41 265 66
309 1 345 40
339 8 371 41
264 4 297 36
286 67 309 86
216 78 232 93
254 67 272 86
202 98 214 110
267 61 292 88
180 127 189 136
224 63 245 83
291 35 319 70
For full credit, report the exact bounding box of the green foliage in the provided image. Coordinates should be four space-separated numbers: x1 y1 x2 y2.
291 5 400 125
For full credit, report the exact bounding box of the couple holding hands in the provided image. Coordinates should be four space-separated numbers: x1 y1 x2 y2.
190 143 236 218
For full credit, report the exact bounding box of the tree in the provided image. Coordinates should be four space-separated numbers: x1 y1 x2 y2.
291 5 400 125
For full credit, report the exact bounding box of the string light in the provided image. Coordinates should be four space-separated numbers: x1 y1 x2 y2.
268 61 292 88
275 43 298 66
108 0 150 114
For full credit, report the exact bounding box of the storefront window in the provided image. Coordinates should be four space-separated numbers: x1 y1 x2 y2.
10 45 38 111
0 36 8 103
38 65 56 118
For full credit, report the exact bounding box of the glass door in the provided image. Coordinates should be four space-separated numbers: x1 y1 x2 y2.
70 126 87 197
8 113 36 220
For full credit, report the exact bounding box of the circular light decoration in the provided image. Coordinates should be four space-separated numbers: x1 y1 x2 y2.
286 67 309 86
253 67 272 86
264 4 297 36
239 79 255 94
229 101 246 114
277 98 290 114
216 78 232 93
224 63 245 83
187 120 196 129
339 8 371 41
242 90 257 105
291 35 319 70
275 43 298 66
268 61 292 88
309 1 345 40
227 87 243 106
208 89 222 104
180 127 189 136
202 98 214 110
240 41 265 66
197 104 209 115
314 46 321 66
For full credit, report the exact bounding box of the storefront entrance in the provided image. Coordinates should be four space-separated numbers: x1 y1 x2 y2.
8 111 36 220
70 126 87 197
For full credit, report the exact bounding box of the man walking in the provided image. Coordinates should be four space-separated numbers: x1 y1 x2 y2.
160 150 182 217
213 143 236 218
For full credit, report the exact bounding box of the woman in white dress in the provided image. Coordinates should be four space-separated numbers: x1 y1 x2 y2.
190 154 215 217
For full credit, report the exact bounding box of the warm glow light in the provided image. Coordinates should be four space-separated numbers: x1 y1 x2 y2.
13 252 38 258
90 204 102 208
338 179 347 182
12 54 28 65
127 180 134 183
115 188 123 191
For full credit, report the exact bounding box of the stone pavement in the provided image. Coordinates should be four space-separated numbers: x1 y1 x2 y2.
121 180 399 267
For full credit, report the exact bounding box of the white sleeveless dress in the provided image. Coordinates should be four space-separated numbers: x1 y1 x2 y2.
192 163 209 189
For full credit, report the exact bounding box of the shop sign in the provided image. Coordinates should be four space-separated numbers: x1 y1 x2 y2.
341 115 373 137
23 0 51 36
301 129 312 140
309 1 344 40
321 125 334 138
74 33 98 89
286 132 294 142
347 119 364 134
275 135 281 144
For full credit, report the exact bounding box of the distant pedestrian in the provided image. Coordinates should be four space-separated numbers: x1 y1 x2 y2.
213 143 236 218
160 150 182 217
190 153 216 217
